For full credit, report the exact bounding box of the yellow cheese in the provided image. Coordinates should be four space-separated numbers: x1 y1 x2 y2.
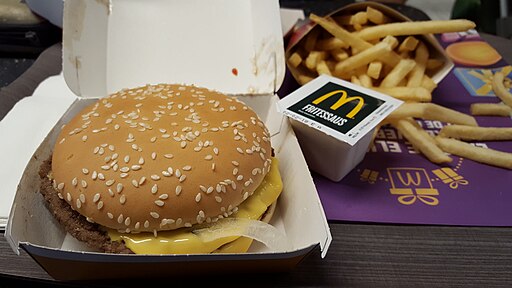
109 157 283 254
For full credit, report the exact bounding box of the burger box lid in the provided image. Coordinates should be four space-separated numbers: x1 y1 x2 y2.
4 0 332 281
285 1 454 87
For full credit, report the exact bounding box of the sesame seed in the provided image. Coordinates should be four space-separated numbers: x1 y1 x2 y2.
216 184 222 193
232 168 238 175
76 199 82 208
151 174 161 180
150 212 160 219
97 201 104 210
105 179 115 186
206 186 213 194
200 185 207 192
120 173 129 178
93 193 101 203
117 214 124 224
159 194 168 200
179 175 186 182
108 189 114 196
82 168 89 175
120 167 130 173
82 135 88 142
124 155 130 163
155 200 165 207
164 154 173 159
162 171 171 177
150 136 157 143
119 195 126 204
237 175 243 181
108 145 115 151
72 177 78 186
57 182 65 190
135 222 141 229
195 193 202 202
144 220 150 228
211 163 216 171
131 165 141 171
81 180 88 188
131 180 139 187
107 212 114 219
232 161 239 166
182 165 192 171
151 152 157 160
180 141 187 148
243 191 249 200
124 217 131 226
175 185 182 195
204 155 213 160
139 177 146 185
215 196 222 203
175 169 181 177
151 184 158 194
98 173 105 180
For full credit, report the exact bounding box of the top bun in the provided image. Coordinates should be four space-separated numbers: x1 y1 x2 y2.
51 84 272 233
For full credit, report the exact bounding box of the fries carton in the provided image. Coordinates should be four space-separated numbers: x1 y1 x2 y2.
277 75 402 181
4 0 331 280
285 2 454 87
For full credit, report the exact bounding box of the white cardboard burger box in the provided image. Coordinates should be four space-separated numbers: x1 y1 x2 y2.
4 0 332 281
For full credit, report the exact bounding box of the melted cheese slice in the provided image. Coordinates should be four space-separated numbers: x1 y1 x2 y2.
109 157 283 254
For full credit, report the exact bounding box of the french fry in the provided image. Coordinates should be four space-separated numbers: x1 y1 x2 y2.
366 6 391 25
316 37 348 50
351 75 361 85
367 61 382 79
398 36 419 52
436 137 512 169
426 58 444 71
358 73 373 88
331 48 349 61
350 11 368 31
492 72 512 107
421 75 437 92
305 51 328 71
438 125 512 141
316 60 332 76
373 87 431 102
334 41 392 75
470 103 512 116
386 103 478 126
380 59 416 88
310 14 372 52
354 19 476 41
287 52 302 68
382 35 399 49
393 118 452 163
407 42 429 87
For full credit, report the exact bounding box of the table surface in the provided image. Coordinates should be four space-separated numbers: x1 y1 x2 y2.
1 20 512 288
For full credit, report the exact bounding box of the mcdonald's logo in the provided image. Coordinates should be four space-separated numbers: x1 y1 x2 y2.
312 90 364 118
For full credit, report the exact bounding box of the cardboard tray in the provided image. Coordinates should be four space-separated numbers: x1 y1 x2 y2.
5 0 331 281
285 1 454 86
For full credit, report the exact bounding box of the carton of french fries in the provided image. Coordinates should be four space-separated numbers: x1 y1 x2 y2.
285 2 466 91
283 3 512 172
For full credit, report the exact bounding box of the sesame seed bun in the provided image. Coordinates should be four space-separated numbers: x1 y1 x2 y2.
51 84 273 233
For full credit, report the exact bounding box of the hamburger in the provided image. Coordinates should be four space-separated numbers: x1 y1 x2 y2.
39 83 283 254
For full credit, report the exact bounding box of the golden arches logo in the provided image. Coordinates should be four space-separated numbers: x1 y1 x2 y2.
312 90 364 118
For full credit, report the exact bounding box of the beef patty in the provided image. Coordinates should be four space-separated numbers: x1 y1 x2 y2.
39 158 133 254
